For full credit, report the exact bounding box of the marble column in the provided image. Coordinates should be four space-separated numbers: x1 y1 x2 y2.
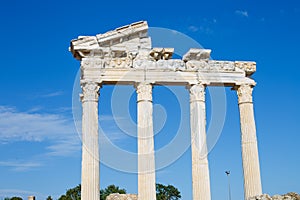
189 84 211 200
236 84 262 200
136 82 156 200
81 81 101 200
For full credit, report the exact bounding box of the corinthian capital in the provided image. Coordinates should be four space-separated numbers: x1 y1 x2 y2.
189 84 206 103
135 82 152 102
80 82 100 102
237 84 253 104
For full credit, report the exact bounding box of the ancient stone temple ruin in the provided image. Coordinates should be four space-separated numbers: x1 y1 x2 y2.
69 21 262 200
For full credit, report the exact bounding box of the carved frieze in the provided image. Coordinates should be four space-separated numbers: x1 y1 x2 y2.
81 58 104 69
133 59 186 70
108 57 132 68
186 60 235 71
186 60 210 70
209 60 235 71
79 55 255 79
133 59 155 69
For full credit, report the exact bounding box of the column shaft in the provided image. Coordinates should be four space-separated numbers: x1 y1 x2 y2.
237 84 262 200
189 84 211 200
136 82 156 200
81 82 100 200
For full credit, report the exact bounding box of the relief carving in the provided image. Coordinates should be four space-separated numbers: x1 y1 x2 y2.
190 84 206 102
235 61 256 76
80 82 100 102
135 82 152 102
237 84 253 104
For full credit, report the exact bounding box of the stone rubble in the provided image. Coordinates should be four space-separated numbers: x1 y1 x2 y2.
249 193 300 200
106 193 138 200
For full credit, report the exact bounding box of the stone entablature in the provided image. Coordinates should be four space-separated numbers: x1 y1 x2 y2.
79 57 255 87
70 21 256 86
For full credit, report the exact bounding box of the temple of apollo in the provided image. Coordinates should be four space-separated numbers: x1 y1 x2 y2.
69 21 263 200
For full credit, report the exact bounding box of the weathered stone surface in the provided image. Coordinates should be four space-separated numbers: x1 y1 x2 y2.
249 193 300 200
183 48 211 61
236 84 262 199
189 84 211 200
81 81 100 200
70 21 256 84
136 82 156 200
106 193 138 200
70 21 150 60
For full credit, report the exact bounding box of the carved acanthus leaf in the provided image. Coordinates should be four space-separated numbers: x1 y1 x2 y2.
190 84 206 102
237 84 253 104
135 82 152 102
80 82 100 102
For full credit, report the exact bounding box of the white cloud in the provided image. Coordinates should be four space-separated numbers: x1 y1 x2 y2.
235 10 249 17
188 18 216 34
0 106 80 156
0 105 137 171
40 91 64 98
0 161 42 171
188 26 199 32
46 140 81 156
26 106 44 113
188 25 214 34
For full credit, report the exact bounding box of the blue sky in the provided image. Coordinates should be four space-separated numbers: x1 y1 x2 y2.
0 0 300 199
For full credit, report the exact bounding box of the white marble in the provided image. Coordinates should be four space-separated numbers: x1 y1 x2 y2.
81 81 100 200
237 84 262 200
183 48 211 61
106 193 138 200
136 82 156 200
189 84 211 200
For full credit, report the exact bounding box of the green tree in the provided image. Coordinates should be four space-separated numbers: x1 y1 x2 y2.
10 197 23 200
100 185 126 200
156 183 181 200
58 184 81 200
46 196 53 200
